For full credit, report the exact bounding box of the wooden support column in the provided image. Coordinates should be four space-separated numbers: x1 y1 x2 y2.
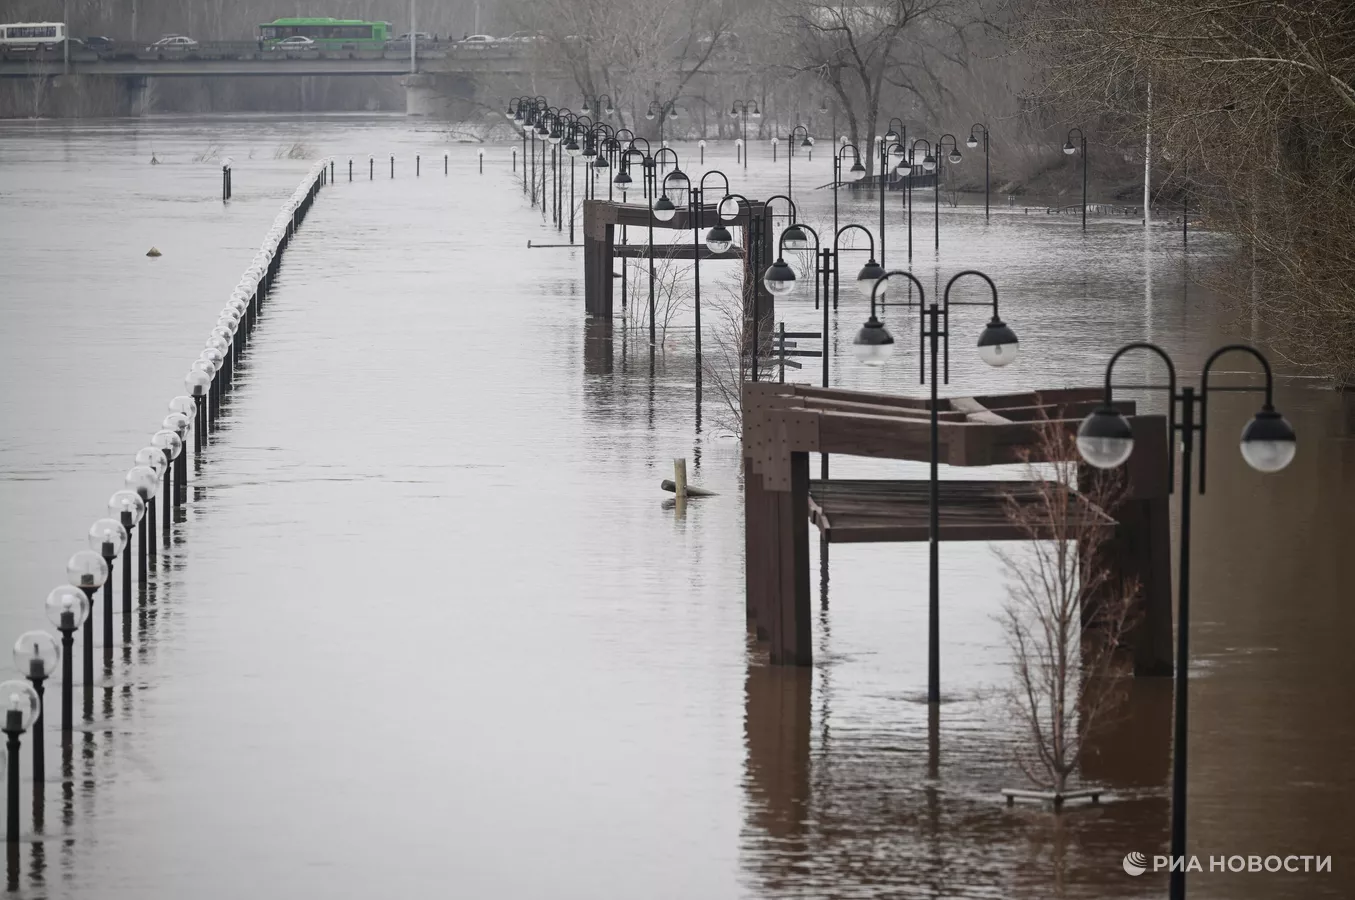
745 456 770 640
1082 414 1173 677
582 200 615 319
771 451 812 666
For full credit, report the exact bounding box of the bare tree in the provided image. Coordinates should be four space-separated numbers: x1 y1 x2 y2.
772 0 977 173
505 0 742 135
993 417 1137 795
700 274 754 438
1016 0 1355 387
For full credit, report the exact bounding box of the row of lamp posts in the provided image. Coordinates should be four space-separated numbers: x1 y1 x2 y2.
497 97 1289 900
1 161 334 850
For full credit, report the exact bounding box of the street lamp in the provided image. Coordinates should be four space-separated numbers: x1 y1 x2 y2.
1077 342 1295 900
67 547 107 698
967 123 991 220
786 124 813 202
0 679 41 843
730 100 759 170
134 445 166 560
1064 127 1087 231
107 489 145 631
126 464 159 583
647 99 680 144
833 143 868 244
856 269 1018 704
934 134 963 251
43 586 87 737
13 632 58 787
686 169 733 393
878 121 907 265
151 429 183 532
88 518 128 661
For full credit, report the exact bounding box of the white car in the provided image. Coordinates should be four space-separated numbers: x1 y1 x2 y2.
459 34 499 48
271 36 316 49
147 35 198 51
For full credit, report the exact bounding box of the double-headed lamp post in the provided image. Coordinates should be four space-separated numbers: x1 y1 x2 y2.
786 124 813 203
1076 343 1296 900
967 123 990 220
730 100 760 170
646 99 679 145
1063 127 1087 231
935 134 963 251
853 269 1019 704
908 139 936 263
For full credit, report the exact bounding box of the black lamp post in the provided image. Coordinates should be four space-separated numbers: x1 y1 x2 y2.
786 124 813 202
580 93 614 120
715 193 768 381
88 518 127 660
854 269 1019 704
0 679 39 843
763 221 883 477
66 549 108 698
908 139 936 263
833 143 868 243
43 586 88 736
690 170 733 387
730 100 759 170
1076 343 1296 900
1064 127 1087 231
935 134 963 251
108 489 144 632
14 634 58 787
646 99 679 145
880 120 907 265
564 117 586 242
966 123 990 220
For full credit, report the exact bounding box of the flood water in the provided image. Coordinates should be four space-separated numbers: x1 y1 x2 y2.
1 115 1352 899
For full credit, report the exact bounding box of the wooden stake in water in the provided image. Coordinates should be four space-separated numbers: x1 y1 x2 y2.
674 458 687 517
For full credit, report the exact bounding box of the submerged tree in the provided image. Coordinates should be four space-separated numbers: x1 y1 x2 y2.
994 417 1138 795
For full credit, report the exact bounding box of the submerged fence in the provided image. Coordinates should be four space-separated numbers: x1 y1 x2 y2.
1 160 334 856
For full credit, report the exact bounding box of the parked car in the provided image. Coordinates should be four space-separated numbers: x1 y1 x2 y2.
458 34 500 48
504 32 543 44
147 35 198 52
391 31 435 42
82 35 114 50
270 35 316 49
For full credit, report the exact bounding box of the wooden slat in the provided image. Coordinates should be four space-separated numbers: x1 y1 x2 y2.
807 479 1116 544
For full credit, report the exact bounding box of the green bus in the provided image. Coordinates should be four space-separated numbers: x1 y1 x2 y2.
258 17 392 46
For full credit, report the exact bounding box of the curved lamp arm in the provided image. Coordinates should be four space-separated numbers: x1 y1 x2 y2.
1104 341 1179 486
834 223 876 257
776 221 821 256
1199 343 1277 491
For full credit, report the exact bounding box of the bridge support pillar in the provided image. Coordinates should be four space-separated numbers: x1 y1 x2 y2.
116 76 152 117
402 74 444 117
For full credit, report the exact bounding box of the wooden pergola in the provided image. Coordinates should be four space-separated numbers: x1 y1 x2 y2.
742 382 1173 676
581 198 773 320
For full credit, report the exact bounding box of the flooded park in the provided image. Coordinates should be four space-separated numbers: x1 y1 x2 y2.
1 115 1352 899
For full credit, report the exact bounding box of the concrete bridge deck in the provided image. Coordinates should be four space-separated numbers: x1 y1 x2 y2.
0 42 535 78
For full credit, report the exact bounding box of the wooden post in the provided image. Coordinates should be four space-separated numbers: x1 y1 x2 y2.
770 451 812 665
1081 413 1173 677
674 458 687 517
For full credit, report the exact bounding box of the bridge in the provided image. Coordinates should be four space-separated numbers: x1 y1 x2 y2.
0 41 535 78
0 41 748 115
